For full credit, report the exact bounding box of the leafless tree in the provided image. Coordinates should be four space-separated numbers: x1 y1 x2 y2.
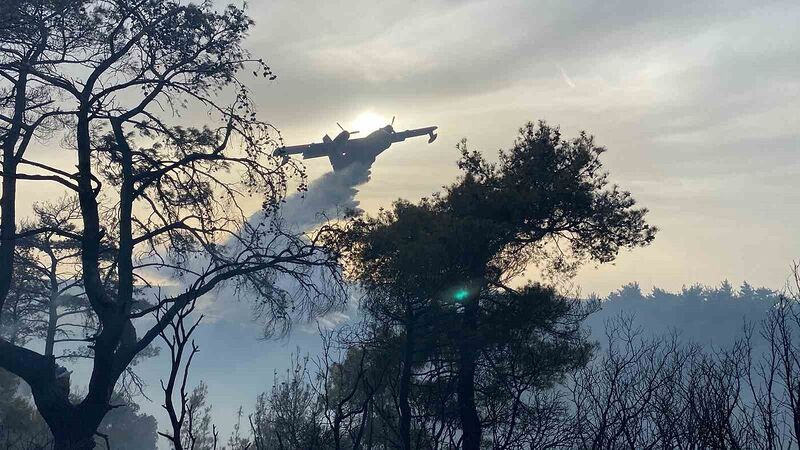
312 327 388 450
741 261 800 449
250 353 325 450
568 316 689 449
563 304 800 450
157 300 210 450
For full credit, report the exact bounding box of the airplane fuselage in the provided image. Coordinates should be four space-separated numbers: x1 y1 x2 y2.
327 127 395 171
276 123 437 172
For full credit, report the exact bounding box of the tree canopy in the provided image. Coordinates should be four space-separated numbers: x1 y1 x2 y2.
333 121 657 449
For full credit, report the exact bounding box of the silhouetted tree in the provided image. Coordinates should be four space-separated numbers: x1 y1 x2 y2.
246 328 389 450
0 1 341 447
568 316 698 449
0 367 159 450
250 353 325 450
563 266 800 450
335 121 656 449
157 299 214 450
11 196 86 358
0 0 93 316
755 262 800 448
336 199 460 449
312 329 386 450
178 383 218 450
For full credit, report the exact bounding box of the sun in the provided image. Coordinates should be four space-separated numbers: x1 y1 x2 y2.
350 111 389 134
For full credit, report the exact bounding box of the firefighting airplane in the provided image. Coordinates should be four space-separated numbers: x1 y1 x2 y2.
274 118 438 171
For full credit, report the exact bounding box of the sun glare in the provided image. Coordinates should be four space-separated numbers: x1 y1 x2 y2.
453 288 470 302
350 111 389 134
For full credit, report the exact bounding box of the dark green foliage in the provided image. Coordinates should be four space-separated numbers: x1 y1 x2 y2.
333 121 656 448
479 284 594 387
448 121 656 276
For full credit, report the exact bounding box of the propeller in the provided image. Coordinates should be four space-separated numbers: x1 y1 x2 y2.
391 116 395 126
336 122 359 134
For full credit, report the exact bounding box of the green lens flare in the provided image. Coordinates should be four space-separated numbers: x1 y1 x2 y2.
453 289 469 302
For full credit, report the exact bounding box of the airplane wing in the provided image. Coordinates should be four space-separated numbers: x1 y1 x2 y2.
274 141 336 159
391 126 438 143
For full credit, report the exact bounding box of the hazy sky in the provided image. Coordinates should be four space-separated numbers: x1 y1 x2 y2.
16 0 798 293
237 0 799 295
20 0 800 442
129 0 800 437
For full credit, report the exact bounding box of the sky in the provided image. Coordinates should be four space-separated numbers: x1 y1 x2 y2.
240 0 799 295
13 0 800 442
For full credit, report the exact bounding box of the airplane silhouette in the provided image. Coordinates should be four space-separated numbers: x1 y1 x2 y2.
274 117 438 172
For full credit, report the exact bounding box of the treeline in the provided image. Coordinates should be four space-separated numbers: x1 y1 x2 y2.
590 281 781 346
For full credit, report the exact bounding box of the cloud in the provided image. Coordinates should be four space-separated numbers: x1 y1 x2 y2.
558 66 576 88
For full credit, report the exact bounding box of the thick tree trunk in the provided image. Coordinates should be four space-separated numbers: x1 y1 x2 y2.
457 299 481 450
52 428 97 450
36 392 105 450
399 308 415 450
0 339 105 450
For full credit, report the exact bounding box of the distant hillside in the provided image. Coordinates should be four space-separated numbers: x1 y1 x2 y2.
586 281 781 348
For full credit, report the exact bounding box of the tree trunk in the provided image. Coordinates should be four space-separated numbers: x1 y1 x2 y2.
1 330 109 450
52 430 97 450
333 411 342 450
0 72 26 313
44 290 59 357
35 392 100 449
457 298 481 450
40 393 108 450
399 307 415 450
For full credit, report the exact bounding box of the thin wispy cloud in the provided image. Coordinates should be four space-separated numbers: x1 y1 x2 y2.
558 65 576 88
